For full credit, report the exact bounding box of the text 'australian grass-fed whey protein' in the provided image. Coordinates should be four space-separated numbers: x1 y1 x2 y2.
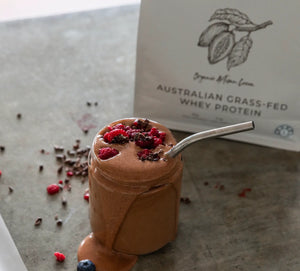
134 0 300 151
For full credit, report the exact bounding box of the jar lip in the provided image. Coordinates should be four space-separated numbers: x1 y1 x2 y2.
90 141 181 186
89 118 182 186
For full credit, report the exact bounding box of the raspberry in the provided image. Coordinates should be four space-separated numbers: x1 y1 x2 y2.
238 188 252 198
153 137 163 147
112 123 126 130
132 119 140 128
137 149 160 161
126 128 141 140
137 149 151 160
54 252 65 262
66 171 73 177
135 133 155 149
58 180 63 184
149 127 159 137
103 129 129 144
84 191 90 202
47 184 60 195
131 119 150 130
159 132 166 141
98 147 119 160
77 259 96 271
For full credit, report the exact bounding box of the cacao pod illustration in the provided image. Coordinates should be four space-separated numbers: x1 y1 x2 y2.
227 35 253 70
198 22 229 47
209 8 254 26
208 31 235 64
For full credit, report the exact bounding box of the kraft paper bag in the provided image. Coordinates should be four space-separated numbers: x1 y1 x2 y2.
134 0 300 151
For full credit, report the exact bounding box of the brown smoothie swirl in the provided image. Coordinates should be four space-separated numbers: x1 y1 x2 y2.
78 118 183 271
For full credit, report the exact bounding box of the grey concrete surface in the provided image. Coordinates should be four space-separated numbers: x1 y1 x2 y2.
0 4 300 271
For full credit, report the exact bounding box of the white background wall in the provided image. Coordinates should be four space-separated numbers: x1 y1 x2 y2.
0 0 140 22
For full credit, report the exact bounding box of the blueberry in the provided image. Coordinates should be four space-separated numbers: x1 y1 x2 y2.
77 259 96 271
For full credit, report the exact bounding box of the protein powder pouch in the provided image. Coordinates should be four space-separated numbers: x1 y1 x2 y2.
134 0 300 151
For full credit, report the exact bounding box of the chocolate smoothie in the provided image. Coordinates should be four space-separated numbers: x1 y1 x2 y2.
78 118 183 271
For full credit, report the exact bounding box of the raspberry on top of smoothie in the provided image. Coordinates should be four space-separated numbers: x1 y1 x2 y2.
98 119 167 161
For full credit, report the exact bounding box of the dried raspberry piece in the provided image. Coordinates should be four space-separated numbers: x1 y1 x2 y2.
135 133 155 149
47 184 60 195
137 149 160 161
58 180 63 184
132 119 141 128
54 252 65 262
138 149 151 160
0 170 2 177
112 123 126 130
153 137 163 147
84 191 90 202
159 132 166 141
126 128 141 140
103 129 129 144
149 127 159 137
98 147 119 160
238 188 252 198
66 171 73 177
131 119 150 130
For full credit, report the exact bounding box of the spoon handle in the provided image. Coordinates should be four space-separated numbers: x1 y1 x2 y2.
165 121 255 158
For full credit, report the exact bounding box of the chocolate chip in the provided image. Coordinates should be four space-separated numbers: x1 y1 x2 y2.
73 144 79 150
180 197 191 204
39 165 44 172
76 149 84 155
56 154 65 161
76 139 81 144
56 219 63 226
40 149 45 154
0 146 5 152
67 150 76 156
68 159 77 165
64 178 70 184
65 184 72 191
8 186 14 193
86 102 92 106
54 145 64 152
57 165 63 174
75 171 82 176
204 182 209 186
16 113 22 119
34 217 42 226
61 196 67 206
64 159 72 165
94 102 98 106
83 128 89 134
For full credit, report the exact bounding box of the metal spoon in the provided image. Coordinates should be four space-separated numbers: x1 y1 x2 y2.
165 121 255 158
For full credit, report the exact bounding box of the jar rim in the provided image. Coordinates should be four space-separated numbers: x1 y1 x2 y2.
88 118 182 187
